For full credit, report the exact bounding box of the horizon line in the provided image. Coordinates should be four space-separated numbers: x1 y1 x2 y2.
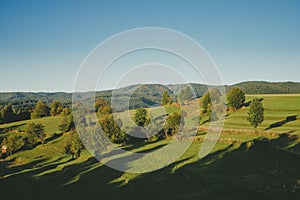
1 80 300 93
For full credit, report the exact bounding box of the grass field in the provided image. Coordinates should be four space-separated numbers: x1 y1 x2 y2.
0 95 300 199
200 95 300 135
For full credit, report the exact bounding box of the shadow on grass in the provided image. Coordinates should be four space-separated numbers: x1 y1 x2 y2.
265 115 298 131
1 134 300 200
122 141 157 152
45 132 63 143
100 143 169 173
0 123 26 133
243 98 264 107
0 156 72 178
116 137 300 200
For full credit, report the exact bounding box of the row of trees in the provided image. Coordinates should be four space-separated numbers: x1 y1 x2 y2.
31 100 71 119
0 105 30 124
0 100 71 124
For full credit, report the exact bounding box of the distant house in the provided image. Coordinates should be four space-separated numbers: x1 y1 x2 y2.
1 145 7 154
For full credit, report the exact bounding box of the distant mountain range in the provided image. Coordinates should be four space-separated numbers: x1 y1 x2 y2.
1 81 300 110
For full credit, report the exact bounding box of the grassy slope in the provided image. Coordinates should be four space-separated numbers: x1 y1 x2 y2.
200 95 300 135
0 115 64 140
0 95 299 199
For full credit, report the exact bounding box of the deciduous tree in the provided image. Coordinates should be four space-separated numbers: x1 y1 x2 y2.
59 115 75 132
99 114 125 143
164 112 181 138
227 87 245 110
50 101 63 116
25 123 46 145
95 98 111 115
31 101 49 119
64 130 83 159
247 98 264 132
2 134 25 155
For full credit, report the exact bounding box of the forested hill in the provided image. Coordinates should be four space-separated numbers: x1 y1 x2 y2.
0 81 300 107
232 81 300 94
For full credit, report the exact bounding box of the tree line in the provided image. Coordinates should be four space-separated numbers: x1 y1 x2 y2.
0 100 72 125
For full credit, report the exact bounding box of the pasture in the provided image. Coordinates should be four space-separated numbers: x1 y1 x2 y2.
0 95 299 199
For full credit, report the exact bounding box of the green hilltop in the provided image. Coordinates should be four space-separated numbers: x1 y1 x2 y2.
1 81 300 111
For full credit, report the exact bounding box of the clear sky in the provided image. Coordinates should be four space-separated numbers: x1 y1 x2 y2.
0 0 299 92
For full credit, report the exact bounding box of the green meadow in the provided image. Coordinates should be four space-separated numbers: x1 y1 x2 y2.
221 95 300 134
0 95 300 199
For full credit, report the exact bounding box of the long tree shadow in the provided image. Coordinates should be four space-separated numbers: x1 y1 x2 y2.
0 158 47 177
1 134 300 200
99 143 168 161
44 132 63 143
100 143 169 173
243 98 264 107
122 139 165 152
269 132 297 148
116 137 300 200
0 123 26 134
265 115 298 131
42 135 300 200
0 156 72 178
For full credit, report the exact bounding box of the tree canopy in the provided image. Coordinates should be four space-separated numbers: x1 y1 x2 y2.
227 87 245 110
25 123 46 145
247 98 264 130
59 115 75 132
164 112 181 138
64 130 83 159
95 98 112 115
1 134 25 155
50 101 63 116
99 114 125 144
31 101 50 119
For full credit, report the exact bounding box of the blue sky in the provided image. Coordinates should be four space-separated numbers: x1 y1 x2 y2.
0 0 299 92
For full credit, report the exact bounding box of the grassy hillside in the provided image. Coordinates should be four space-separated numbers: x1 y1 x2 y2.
199 95 300 135
0 95 300 199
